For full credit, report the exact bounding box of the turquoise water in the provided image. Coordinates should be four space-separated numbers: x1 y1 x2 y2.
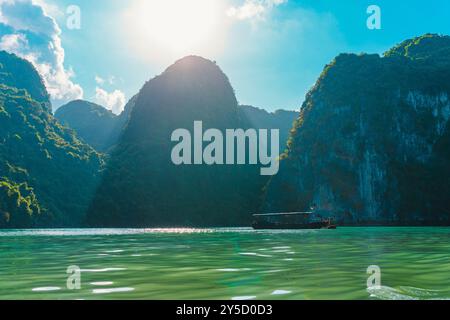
0 227 449 300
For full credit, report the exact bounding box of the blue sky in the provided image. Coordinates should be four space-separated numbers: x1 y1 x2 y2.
1 0 450 113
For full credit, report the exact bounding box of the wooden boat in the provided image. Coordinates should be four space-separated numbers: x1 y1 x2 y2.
252 212 336 230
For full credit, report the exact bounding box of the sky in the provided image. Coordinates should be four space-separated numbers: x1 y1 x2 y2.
1 0 450 113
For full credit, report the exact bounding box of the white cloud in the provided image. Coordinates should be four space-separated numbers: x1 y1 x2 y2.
0 32 27 51
95 87 126 115
96 75 117 86
0 0 83 109
95 75 105 85
227 0 287 21
31 0 63 19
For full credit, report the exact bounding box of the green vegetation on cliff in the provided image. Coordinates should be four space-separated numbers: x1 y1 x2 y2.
0 177 41 228
0 51 102 228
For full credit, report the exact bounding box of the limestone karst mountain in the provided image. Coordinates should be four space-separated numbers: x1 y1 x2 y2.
263 34 450 225
55 97 137 152
85 56 267 227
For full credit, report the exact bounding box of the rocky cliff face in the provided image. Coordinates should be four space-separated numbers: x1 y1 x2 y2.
263 34 450 225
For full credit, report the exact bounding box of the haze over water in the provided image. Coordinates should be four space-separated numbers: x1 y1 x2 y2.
0 227 449 300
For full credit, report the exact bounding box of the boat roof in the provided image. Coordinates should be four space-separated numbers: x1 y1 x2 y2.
253 212 313 217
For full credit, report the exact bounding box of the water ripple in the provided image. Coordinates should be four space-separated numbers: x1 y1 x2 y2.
232 296 256 300
90 282 114 286
93 288 135 294
32 287 61 292
80 268 126 273
271 290 292 295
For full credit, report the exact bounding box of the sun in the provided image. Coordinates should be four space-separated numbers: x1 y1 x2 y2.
123 0 227 61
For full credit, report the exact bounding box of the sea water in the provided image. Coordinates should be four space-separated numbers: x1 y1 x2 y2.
0 227 448 300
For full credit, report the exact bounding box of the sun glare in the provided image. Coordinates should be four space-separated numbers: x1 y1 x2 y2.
124 0 226 61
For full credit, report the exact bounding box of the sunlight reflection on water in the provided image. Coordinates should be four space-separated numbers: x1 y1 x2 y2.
0 228 217 237
0 228 324 237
